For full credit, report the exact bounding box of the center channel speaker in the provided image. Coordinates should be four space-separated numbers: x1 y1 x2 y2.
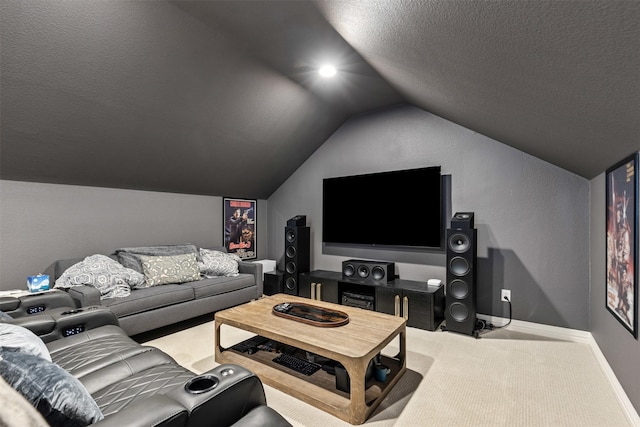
284 226 310 295
445 212 477 336
342 260 395 284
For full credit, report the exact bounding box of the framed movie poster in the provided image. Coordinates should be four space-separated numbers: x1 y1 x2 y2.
223 198 256 260
606 152 639 338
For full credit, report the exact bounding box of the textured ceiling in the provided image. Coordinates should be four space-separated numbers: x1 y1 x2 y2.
1 0 639 198
318 0 640 179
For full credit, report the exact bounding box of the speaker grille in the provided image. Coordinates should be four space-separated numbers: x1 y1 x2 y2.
285 261 296 274
454 212 472 221
285 245 296 258
451 212 475 229
372 266 385 280
445 226 477 336
448 233 470 253
357 265 370 278
449 257 470 276
283 226 310 296
449 302 469 322
449 279 469 299
341 260 395 283
343 263 355 277
285 276 297 290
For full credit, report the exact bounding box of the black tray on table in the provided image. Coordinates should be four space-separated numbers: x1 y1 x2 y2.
272 302 349 327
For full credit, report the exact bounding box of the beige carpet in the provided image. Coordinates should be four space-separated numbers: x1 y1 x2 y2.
141 316 632 427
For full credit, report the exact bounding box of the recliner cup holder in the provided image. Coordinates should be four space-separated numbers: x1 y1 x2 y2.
61 309 83 315
185 375 219 394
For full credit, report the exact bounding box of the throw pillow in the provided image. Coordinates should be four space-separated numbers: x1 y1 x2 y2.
0 323 51 362
0 310 12 322
138 253 200 287
114 244 201 275
199 249 241 277
54 254 145 299
0 347 103 427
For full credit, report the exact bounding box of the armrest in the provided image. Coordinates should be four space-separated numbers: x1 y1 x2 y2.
9 307 119 343
164 364 267 427
1 291 76 318
63 285 102 307
42 306 119 342
7 315 56 336
238 262 263 299
0 297 20 312
91 395 188 427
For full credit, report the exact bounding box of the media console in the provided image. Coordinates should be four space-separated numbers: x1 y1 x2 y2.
298 270 445 331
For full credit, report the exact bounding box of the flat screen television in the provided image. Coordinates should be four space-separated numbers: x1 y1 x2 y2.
322 166 443 250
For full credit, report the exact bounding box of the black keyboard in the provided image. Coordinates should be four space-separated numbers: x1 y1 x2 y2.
273 353 321 376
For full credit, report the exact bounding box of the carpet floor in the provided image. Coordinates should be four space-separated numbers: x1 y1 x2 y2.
140 315 631 427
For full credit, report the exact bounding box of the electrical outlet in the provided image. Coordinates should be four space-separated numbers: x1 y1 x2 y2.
501 289 511 302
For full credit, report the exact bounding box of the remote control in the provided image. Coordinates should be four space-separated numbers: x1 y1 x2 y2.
274 303 291 313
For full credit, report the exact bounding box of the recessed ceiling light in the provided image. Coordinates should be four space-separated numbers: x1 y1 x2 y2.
318 65 336 78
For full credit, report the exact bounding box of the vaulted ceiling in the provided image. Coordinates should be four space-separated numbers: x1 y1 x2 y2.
1 1 638 199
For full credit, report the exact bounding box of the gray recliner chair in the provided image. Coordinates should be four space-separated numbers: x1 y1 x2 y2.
1 294 291 427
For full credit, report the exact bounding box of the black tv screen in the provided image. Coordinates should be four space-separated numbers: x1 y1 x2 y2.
322 166 443 249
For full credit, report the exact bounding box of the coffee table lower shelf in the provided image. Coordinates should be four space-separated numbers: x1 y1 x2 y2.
214 295 407 425
216 347 405 424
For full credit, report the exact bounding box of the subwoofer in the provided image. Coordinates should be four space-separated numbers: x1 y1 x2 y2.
284 226 310 295
445 213 477 336
342 260 395 284
264 271 284 296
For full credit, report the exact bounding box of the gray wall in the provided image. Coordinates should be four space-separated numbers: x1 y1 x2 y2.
0 180 267 290
267 105 590 330
590 173 640 412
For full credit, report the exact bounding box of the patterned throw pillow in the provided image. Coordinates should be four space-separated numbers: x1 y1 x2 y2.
137 253 200 287
114 244 201 275
199 249 241 277
54 254 145 299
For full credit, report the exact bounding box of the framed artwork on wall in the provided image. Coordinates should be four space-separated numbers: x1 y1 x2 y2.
606 152 639 338
223 198 257 260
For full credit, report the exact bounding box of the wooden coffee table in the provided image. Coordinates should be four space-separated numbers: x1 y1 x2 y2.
215 294 406 425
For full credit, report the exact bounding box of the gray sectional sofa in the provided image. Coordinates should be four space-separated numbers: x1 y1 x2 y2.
45 245 263 336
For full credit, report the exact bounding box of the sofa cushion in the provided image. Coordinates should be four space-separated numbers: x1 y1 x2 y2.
199 249 241 277
54 254 145 299
47 325 154 379
114 244 201 275
188 274 256 299
91 362 194 417
138 253 200 287
0 347 103 427
0 323 51 362
102 284 195 317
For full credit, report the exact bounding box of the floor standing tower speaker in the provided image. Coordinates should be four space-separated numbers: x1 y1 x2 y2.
445 212 477 336
284 226 310 295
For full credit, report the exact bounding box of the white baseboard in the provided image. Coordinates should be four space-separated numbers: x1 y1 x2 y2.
477 315 640 426
588 335 640 427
